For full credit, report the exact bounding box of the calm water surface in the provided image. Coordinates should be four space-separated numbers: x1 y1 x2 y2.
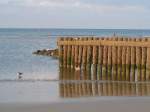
0 28 150 103
0 81 150 103
0 28 150 80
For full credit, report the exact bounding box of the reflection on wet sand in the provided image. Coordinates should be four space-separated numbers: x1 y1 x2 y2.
59 68 150 97
59 81 150 97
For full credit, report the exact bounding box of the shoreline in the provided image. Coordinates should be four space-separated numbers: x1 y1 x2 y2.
1 97 150 112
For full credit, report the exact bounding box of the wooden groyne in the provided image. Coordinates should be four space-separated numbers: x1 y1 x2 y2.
57 37 150 82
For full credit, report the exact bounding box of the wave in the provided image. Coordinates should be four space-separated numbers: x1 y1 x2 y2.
0 79 59 82
0 79 150 84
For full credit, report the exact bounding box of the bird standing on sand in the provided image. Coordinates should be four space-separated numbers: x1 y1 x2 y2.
17 72 23 79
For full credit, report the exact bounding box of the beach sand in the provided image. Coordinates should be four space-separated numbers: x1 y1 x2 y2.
1 97 150 112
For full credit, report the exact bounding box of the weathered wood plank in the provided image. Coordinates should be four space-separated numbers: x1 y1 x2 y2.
58 39 150 47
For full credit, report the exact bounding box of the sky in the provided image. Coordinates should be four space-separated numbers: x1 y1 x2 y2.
0 0 150 29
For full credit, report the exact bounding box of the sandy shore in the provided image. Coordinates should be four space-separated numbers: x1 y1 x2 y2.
1 97 150 112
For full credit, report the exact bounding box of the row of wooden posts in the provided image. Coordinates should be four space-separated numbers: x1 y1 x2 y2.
59 81 150 97
57 37 150 82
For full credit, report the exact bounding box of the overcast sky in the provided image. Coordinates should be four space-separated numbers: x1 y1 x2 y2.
0 0 150 29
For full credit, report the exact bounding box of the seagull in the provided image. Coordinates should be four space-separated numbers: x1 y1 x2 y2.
17 72 23 79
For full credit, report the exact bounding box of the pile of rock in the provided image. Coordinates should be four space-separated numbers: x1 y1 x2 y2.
33 49 58 58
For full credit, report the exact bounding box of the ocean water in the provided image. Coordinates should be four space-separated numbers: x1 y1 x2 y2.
1 28 150 80
1 28 150 103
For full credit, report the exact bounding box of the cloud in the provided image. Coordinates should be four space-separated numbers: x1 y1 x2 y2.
0 0 150 28
1 0 147 14
85 4 148 13
0 0 77 6
38 1 148 14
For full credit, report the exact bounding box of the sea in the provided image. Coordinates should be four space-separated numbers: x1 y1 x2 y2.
0 28 150 103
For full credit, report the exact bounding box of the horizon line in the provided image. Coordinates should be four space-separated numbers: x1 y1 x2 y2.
0 27 150 30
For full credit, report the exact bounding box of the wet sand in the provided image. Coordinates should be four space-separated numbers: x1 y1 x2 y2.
1 97 150 112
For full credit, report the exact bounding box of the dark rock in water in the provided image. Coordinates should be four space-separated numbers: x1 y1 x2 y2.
33 48 59 58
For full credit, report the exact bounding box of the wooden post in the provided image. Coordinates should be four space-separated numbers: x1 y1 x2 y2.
75 68 81 80
107 38 112 80
71 39 75 69
126 38 131 81
82 68 87 80
131 38 136 81
82 38 88 70
65 67 69 80
70 66 75 80
92 38 98 80
58 37 63 67
63 38 68 68
67 38 72 68
77 38 83 70
146 38 150 81
136 38 142 81
75 38 79 70
97 38 104 80
86 37 93 79
112 37 118 81
117 37 123 81
141 38 147 81
102 38 108 80
122 38 127 81
62 68 66 80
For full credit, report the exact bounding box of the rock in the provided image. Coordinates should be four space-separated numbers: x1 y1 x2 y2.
33 48 59 58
